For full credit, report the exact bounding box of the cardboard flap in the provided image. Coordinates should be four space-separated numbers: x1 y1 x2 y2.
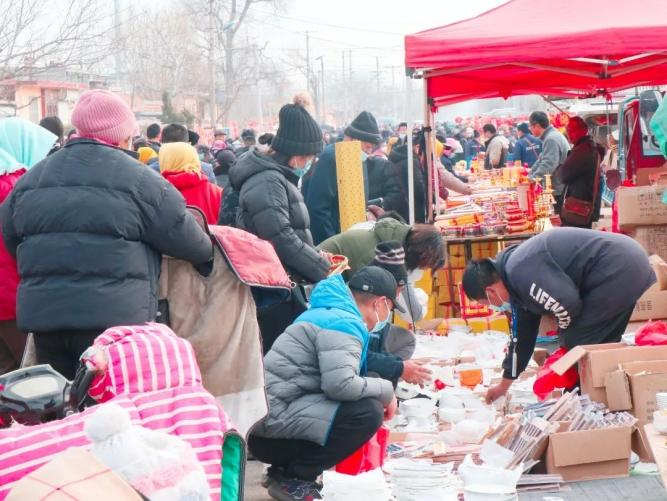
550 346 587 375
605 370 633 411
621 360 667 376
550 426 633 467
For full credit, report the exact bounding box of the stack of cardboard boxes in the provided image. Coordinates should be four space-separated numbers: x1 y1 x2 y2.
433 242 497 319
617 184 667 322
550 343 667 465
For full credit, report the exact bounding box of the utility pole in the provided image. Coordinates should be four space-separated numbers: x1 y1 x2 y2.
113 0 121 86
316 56 325 124
208 0 217 127
305 31 311 97
254 45 264 132
388 65 400 118
342 50 347 124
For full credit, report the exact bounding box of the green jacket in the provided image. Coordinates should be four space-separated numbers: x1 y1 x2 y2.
318 218 411 280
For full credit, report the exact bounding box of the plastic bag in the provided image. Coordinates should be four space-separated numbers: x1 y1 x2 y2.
335 426 389 475
635 320 667 346
532 347 579 400
650 98 667 159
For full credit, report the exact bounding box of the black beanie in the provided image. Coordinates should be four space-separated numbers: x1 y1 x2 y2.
371 240 408 287
271 95 323 156
345 111 382 145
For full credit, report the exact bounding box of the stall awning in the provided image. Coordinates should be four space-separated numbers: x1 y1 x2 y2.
405 0 667 107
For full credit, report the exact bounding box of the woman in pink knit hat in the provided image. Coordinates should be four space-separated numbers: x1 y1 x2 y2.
1 89 213 379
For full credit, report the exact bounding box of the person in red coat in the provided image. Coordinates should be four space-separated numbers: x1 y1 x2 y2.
0 118 56 374
159 143 222 224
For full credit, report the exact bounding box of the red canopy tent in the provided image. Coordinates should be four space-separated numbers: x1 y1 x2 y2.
405 0 667 108
404 0 667 221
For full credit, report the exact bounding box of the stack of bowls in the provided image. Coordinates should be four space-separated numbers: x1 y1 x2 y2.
654 392 667 434
657 392 667 410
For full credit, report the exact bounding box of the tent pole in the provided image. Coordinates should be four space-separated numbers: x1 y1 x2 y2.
407 122 415 225
423 82 435 223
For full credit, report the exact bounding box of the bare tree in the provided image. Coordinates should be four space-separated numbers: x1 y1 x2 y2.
122 9 207 108
186 0 280 125
0 0 112 79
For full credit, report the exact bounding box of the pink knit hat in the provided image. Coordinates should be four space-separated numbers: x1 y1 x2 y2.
71 90 137 146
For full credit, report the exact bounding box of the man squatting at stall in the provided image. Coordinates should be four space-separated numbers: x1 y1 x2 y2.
461 228 655 403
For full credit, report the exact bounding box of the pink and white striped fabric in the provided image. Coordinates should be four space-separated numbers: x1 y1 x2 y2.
0 324 232 500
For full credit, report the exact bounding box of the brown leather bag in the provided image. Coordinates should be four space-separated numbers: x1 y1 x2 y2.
560 147 601 227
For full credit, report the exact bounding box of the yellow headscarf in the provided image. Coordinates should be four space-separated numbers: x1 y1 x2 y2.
137 146 157 164
159 143 201 174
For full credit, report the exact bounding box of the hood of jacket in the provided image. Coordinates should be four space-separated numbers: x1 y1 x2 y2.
491 245 526 308
294 274 370 367
388 143 408 164
373 217 411 245
162 170 206 190
229 150 296 191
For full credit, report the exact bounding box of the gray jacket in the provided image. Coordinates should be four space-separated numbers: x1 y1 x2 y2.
530 126 570 195
254 275 394 445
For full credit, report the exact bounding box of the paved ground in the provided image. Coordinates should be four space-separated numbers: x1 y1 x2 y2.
245 460 667 500
245 460 271 501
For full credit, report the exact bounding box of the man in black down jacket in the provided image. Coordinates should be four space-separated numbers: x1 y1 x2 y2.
556 116 605 228
462 228 655 403
1 90 212 379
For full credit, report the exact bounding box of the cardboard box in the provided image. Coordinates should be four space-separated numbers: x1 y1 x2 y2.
636 165 667 186
551 343 667 406
605 360 667 461
646 255 667 292
633 226 667 261
631 289 667 321
545 425 633 481
617 185 667 229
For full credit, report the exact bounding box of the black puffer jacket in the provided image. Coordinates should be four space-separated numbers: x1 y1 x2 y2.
230 150 329 283
387 144 427 223
1 138 213 332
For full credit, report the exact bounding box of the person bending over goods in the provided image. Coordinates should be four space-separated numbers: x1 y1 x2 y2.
461 228 655 404
249 266 399 501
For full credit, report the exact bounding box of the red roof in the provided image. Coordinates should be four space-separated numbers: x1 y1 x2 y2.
405 0 667 107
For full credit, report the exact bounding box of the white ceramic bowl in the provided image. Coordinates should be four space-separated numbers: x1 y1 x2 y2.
656 392 667 410
401 398 435 419
439 406 466 424
654 409 667 434
439 394 464 409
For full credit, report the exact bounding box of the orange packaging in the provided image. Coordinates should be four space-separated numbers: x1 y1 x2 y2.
459 367 483 389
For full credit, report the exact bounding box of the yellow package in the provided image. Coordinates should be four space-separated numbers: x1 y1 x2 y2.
466 314 510 334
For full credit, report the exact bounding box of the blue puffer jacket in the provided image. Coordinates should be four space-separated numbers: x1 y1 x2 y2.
254 274 393 445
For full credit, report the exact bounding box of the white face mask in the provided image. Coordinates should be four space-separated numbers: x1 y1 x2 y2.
408 269 424 283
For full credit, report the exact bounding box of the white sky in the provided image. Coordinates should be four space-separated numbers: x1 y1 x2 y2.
252 0 507 84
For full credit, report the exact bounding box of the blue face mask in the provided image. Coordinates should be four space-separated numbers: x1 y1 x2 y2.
371 299 392 333
294 158 313 178
486 290 511 313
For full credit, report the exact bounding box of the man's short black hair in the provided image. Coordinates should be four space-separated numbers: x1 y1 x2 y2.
482 123 496 135
161 124 189 143
529 111 550 129
39 116 64 142
462 259 501 300
146 123 161 140
188 130 200 146
398 122 408 129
